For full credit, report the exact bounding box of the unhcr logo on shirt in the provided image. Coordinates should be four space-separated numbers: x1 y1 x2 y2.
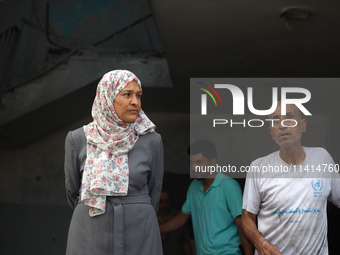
311 179 323 197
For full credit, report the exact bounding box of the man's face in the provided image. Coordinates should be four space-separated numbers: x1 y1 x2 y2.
268 104 307 148
158 192 170 216
190 153 216 179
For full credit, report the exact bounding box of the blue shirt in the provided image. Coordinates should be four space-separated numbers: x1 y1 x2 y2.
182 173 242 255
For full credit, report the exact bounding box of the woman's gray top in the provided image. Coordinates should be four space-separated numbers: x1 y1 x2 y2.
64 127 164 255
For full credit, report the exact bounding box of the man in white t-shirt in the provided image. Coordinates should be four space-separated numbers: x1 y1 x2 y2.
242 103 340 255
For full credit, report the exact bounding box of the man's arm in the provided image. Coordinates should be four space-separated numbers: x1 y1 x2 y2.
241 210 282 255
181 217 193 255
234 215 254 255
183 242 192 255
159 211 190 233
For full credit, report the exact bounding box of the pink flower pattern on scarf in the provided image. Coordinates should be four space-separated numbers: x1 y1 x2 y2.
81 70 155 217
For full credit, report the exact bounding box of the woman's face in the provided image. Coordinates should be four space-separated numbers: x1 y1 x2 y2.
113 80 142 123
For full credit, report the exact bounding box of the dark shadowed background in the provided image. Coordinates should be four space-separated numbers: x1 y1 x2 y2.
1 0 340 254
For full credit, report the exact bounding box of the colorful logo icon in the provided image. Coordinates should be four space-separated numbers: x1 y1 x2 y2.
197 82 222 115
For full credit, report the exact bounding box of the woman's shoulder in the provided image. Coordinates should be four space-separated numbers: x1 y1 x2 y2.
66 127 86 145
138 131 162 147
140 131 161 140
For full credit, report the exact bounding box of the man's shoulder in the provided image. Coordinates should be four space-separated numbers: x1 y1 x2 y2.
219 176 242 194
304 146 333 162
249 147 333 169
187 179 202 191
218 173 240 185
251 150 280 166
304 146 330 155
250 147 332 164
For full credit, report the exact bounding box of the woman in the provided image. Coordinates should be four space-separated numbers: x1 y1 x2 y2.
64 70 164 255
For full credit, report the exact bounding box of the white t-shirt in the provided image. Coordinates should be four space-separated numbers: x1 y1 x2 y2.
243 147 340 255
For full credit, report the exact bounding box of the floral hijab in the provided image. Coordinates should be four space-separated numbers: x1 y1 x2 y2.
81 70 155 217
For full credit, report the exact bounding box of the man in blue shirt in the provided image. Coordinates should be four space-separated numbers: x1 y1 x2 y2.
160 139 251 255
